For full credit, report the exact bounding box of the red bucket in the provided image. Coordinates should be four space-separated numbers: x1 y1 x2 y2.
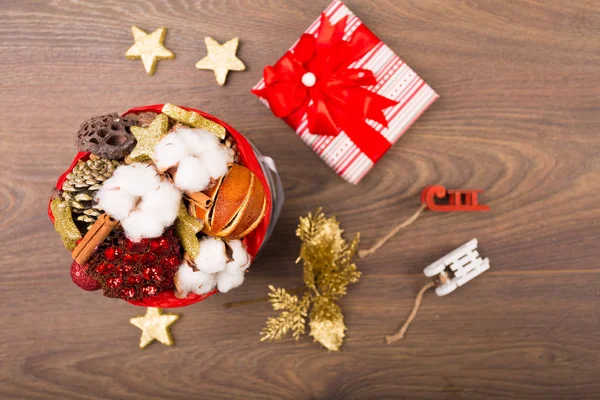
49 105 273 308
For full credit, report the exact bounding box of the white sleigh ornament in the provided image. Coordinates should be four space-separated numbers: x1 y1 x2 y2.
424 238 490 296
386 238 491 344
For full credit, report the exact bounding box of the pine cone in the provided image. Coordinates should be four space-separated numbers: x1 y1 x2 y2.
223 133 241 164
135 111 159 127
61 158 120 233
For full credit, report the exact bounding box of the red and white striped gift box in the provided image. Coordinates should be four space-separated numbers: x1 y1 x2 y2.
252 0 438 184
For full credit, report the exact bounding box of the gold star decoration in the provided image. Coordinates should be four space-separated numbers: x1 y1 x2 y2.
130 307 180 349
128 113 169 162
125 26 175 76
195 37 246 85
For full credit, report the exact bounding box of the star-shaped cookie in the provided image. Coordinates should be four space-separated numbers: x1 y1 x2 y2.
130 307 180 349
125 26 174 76
195 37 246 85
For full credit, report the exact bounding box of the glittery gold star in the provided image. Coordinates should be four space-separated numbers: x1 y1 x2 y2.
125 26 175 76
195 37 246 85
129 113 169 162
130 307 180 349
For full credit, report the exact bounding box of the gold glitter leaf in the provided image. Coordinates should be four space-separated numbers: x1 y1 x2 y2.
309 305 345 352
173 202 203 259
129 113 169 162
50 198 82 250
261 209 360 351
161 103 226 140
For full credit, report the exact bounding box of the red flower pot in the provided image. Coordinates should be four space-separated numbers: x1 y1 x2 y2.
49 105 273 308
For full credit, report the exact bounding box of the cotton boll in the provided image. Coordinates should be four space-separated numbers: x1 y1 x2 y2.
194 237 228 273
216 271 245 293
174 262 217 298
95 162 183 242
106 162 130 183
194 272 217 295
139 181 182 226
224 240 251 274
177 128 221 156
199 146 232 180
95 185 135 221
173 156 211 192
154 133 188 171
117 163 162 196
121 211 164 242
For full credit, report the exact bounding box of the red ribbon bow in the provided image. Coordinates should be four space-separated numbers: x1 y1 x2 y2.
253 14 398 162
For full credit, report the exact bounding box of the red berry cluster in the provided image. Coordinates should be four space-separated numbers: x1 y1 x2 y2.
86 228 182 300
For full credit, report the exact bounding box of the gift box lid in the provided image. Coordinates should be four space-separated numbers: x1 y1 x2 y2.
252 0 439 184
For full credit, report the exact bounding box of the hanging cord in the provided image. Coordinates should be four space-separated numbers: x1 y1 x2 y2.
358 203 427 258
385 281 435 344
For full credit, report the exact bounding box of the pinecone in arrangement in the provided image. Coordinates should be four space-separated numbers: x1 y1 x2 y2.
61 158 120 233
135 111 159 127
85 228 182 300
223 133 241 164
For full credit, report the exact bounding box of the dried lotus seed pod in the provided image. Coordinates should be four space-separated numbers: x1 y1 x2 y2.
76 112 138 159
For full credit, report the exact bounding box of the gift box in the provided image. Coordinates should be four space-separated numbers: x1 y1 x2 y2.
252 0 439 184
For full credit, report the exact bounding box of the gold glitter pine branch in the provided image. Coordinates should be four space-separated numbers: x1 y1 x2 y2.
261 209 360 351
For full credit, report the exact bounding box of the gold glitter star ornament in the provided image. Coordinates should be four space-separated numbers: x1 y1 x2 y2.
195 37 246 85
125 26 174 76
130 307 180 349
129 113 169 162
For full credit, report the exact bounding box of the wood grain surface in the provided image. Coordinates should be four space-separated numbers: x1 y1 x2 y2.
1 0 599 399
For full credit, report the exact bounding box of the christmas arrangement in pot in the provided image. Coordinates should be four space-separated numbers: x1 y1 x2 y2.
49 103 282 308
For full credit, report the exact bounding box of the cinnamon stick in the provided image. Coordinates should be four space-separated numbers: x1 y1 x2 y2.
185 192 213 212
72 213 119 265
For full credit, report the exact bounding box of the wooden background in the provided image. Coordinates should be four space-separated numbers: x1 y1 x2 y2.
1 0 598 398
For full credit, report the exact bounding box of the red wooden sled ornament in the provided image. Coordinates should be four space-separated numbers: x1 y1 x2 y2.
420 185 490 212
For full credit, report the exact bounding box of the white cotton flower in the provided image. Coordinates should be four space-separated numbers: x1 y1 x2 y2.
178 128 221 156
174 261 217 298
194 237 228 274
174 239 250 296
174 156 211 192
94 183 135 221
216 271 245 293
153 132 188 171
95 163 182 242
139 181 181 226
224 240 251 274
153 127 231 192
120 211 164 242
112 162 161 197
199 146 233 180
